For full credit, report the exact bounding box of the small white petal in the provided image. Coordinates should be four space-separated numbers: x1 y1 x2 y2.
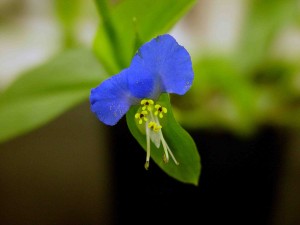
150 130 161 148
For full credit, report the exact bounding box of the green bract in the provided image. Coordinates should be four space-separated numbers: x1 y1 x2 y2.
127 94 201 185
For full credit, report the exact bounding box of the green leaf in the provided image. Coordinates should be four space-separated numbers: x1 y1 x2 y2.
0 48 106 143
93 0 197 74
126 93 201 185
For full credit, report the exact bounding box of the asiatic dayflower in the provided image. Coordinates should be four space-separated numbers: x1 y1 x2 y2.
90 34 194 169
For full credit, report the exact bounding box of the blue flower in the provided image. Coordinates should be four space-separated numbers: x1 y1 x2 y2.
90 34 194 168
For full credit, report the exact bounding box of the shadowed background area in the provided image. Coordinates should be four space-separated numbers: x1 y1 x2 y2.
0 102 114 225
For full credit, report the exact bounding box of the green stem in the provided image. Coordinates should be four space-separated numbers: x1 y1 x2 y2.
94 0 126 70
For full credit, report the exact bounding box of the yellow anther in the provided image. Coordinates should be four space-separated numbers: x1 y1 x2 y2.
144 161 149 170
135 110 148 124
148 121 162 132
154 104 167 118
141 99 154 111
163 154 169 163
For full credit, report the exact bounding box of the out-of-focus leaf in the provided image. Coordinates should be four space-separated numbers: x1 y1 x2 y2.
254 61 300 128
55 0 81 48
126 93 201 185
174 56 257 135
93 0 197 74
55 0 80 25
0 48 106 143
236 0 298 72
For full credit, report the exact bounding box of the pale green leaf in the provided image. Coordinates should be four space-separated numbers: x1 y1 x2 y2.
0 48 106 143
94 0 197 73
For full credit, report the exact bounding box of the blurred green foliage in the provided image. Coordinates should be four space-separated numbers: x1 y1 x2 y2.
93 0 197 74
55 0 81 48
237 0 298 72
174 0 300 135
0 49 105 143
0 0 300 143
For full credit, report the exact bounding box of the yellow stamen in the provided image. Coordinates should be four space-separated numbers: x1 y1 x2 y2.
148 121 162 132
134 99 178 169
144 161 149 170
135 110 148 124
163 154 168 163
141 99 154 111
154 104 167 118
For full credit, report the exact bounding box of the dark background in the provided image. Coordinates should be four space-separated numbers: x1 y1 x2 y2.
0 101 299 225
112 119 285 225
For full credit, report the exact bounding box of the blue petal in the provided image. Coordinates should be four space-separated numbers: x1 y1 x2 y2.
90 69 138 126
128 34 194 99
